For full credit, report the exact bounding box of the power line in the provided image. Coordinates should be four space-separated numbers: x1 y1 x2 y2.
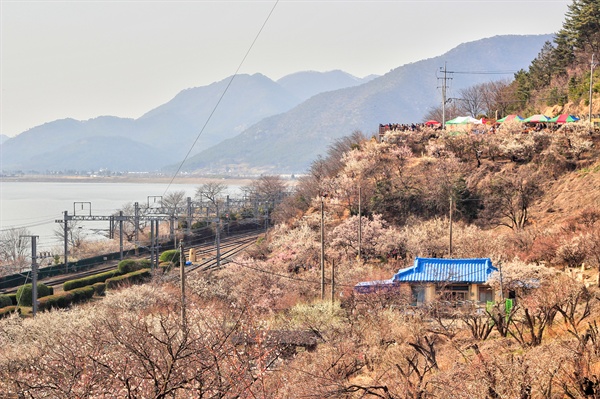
162 0 280 196
0 219 56 232
451 70 517 75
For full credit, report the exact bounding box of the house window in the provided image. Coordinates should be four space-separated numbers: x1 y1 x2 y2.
436 284 469 301
411 285 426 305
478 286 493 303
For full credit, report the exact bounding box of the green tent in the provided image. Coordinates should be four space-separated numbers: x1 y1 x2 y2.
522 114 550 123
496 114 524 123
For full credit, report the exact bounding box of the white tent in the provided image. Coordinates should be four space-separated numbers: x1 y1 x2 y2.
445 116 482 125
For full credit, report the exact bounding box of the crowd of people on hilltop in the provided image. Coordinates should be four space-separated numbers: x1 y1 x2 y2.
379 123 439 133
379 120 597 137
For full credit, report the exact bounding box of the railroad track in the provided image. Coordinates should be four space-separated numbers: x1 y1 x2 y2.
186 235 260 273
1 230 263 294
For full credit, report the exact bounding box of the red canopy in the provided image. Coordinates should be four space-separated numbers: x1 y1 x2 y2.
424 120 441 126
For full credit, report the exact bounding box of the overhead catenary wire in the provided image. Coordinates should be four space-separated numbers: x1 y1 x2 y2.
162 0 280 197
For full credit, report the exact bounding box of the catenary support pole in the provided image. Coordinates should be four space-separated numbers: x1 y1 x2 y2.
180 242 186 330
63 211 69 273
134 201 140 249
186 197 192 235
150 220 155 271
31 236 38 316
119 211 124 260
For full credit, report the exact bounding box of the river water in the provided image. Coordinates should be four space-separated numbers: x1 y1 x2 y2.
0 181 244 252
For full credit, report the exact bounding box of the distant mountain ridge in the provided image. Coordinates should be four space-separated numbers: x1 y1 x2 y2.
179 34 554 174
0 70 371 173
0 34 553 174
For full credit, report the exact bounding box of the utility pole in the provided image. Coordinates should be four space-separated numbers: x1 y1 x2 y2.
331 259 335 305
439 63 452 129
320 195 325 301
449 196 453 258
358 185 362 261
590 53 596 125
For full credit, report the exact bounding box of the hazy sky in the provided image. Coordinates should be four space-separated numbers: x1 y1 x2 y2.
1 0 571 138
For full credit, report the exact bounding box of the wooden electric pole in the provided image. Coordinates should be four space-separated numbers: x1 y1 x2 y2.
320 195 325 301
449 196 453 258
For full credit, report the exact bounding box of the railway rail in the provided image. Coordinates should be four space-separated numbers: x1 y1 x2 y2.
1 230 263 294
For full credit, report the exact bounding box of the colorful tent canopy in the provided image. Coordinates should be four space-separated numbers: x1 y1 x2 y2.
424 120 441 126
446 116 482 125
549 114 580 123
523 114 551 123
496 114 524 123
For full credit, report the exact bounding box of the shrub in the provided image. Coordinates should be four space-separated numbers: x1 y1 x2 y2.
70 286 95 304
6 293 17 306
38 286 95 311
106 269 152 290
159 249 180 265
16 283 53 307
117 259 140 274
0 306 20 319
63 269 119 291
137 259 152 269
92 282 106 296
0 295 12 308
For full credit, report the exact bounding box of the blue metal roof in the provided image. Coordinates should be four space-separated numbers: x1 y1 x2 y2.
392 257 496 284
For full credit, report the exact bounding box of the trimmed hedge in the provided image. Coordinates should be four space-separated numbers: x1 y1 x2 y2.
159 249 180 265
117 259 139 274
63 269 120 291
7 293 17 306
38 286 95 311
92 282 106 296
16 283 54 307
106 268 151 289
0 295 12 308
0 306 20 319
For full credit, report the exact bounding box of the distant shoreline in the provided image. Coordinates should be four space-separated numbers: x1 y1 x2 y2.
1 174 298 187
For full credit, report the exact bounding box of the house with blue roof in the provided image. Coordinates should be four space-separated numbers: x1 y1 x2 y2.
354 257 498 305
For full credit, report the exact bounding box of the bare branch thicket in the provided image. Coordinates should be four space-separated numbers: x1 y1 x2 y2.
0 227 31 275
482 168 542 230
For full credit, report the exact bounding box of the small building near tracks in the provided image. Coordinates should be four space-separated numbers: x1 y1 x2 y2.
354 257 498 305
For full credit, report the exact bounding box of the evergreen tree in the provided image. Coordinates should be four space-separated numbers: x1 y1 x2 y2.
557 0 600 55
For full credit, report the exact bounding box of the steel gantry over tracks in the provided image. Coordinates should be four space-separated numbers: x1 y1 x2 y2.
55 194 279 272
